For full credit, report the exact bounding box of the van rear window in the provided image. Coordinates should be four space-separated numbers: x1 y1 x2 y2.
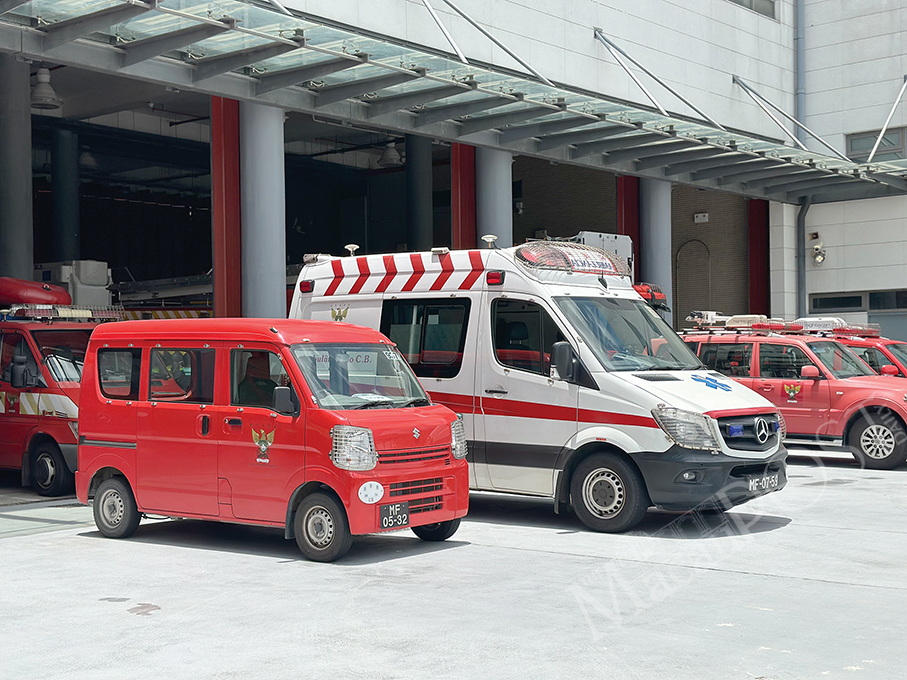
98 348 141 400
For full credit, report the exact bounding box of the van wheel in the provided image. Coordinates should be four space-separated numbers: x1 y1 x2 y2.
93 478 141 538
412 518 461 542
32 442 74 497
294 493 353 562
570 453 649 533
848 413 907 469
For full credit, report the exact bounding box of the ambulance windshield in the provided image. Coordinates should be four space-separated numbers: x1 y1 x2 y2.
32 329 91 382
555 297 702 371
292 343 430 410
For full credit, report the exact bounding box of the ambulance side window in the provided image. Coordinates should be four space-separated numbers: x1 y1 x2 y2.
0 334 45 387
149 349 215 403
492 299 565 376
231 350 297 410
380 299 470 379
98 349 142 400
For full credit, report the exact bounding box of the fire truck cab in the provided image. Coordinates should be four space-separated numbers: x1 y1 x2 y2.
290 241 788 533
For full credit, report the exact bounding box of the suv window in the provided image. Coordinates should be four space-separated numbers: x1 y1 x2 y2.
232 350 295 409
758 343 814 379
848 346 888 372
807 341 875 379
380 299 470 379
699 342 753 377
149 349 215 403
492 298 565 376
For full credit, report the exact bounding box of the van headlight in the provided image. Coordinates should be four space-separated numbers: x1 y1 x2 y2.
451 416 468 460
651 407 721 452
330 426 377 471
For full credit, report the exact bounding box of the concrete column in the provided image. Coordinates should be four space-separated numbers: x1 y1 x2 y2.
475 146 512 248
0 54 34 280
239 101 286 318
769 201 798 319
405 134 433 252
52 128 80 262
639 178 673 321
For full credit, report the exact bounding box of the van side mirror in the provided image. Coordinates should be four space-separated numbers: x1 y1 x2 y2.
10 355 27 389
551 342 576 382
272 386 295 414
800 365 821 380
880 364 899 376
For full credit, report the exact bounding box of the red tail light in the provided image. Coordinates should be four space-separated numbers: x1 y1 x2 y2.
299 280 315 293
486 271 505 285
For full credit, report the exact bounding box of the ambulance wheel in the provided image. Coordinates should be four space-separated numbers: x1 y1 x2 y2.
93 478 141 539
848 413 907 470
570 453 649 533
294 493 353 562
412 518 461 542
31 442 74 497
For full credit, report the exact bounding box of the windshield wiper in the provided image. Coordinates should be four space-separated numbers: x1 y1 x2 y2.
349 399 394 409
400 397 431 408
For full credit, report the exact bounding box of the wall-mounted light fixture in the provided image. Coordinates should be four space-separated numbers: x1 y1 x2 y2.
31 67 62 110
809 233 826 266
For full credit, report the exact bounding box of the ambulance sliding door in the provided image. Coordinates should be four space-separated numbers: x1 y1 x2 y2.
478 293 578 496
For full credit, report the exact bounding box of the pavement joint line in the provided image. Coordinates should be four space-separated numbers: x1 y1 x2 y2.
0 499 82 511
0 512 91 525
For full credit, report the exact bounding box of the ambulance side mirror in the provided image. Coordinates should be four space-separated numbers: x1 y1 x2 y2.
272 386 295 415
10 355 27 389
551 342 576 382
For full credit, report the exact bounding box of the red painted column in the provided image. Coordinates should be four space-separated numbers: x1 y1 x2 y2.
450 143 476 250
210 96 242 318
616 175 640 282
748 198 770 315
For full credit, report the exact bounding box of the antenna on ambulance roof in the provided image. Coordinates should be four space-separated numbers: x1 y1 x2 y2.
481 234 499 249
344 244 360 257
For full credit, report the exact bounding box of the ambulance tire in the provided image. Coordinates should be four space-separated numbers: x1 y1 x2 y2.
412 518 461 542
294 493 353 562
31 442 74 497
848 412 907 470
93 478 141 539
570 453 649 533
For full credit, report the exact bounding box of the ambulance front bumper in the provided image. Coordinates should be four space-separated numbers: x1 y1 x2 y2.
633 446 788 511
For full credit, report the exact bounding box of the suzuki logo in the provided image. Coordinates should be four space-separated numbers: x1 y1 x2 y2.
412 428 420 439
754 418 771 444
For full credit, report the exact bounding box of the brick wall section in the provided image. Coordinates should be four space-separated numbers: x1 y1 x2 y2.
511 157 617 243
672 185 749 328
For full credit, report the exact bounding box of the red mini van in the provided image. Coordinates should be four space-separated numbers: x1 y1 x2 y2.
76 318 469 561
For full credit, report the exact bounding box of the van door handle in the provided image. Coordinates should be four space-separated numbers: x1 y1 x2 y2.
484 389 508 395
201 415 209 436
758 382 773 392
225 418 242 427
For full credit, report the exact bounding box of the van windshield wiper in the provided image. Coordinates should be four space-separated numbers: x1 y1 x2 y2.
400 397 431 408
349 399 394 409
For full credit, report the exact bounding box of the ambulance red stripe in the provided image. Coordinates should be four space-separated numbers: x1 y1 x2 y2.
430 252 455 291
402 253 425 291
325 259 345 296
349 258 370 294
376 254 397 293
459 251 485 290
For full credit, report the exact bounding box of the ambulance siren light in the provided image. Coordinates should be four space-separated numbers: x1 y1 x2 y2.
793 317 881 337
633 283 670 312
514 241 631 278
4 303 125 321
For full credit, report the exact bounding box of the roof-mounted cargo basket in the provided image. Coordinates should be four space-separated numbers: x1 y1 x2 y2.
2 303 125 323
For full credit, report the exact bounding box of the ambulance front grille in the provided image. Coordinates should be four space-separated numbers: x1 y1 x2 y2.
409 496 444 514
378 446 450 465
389 478 443 497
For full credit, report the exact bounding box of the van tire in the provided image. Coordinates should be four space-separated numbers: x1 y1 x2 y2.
412 518 460 542
848 412 907 469
570 453 649 533
31 442 74 497
294 493 353 562
93 478 141 538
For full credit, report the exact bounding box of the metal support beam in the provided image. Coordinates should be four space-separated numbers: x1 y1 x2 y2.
414 94 519 127
867 75 907 163
255 54 367 96
193 35 305 81
365 81 474 118
122 17 235 67
457 104 563 136
535 123 635 151
43 1 158 51
572 132 663 159
662 153 743 176
0 0 31 16
604 139 696 164
635 146 727 171
314 68 425 107
763 174 857 196
420 0 468 64
742 169 825 189
710 161 795 184
692 157 779 182
498 115 601 144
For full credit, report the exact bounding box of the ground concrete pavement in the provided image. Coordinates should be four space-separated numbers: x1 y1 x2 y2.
1 451 905 680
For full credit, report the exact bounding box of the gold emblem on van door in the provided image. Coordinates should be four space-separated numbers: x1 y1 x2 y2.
331 306 349 322
252 428 275 463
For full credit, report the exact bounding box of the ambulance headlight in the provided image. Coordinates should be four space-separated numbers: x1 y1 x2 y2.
651 407 721 452
451 416 468 460
330 426 377 471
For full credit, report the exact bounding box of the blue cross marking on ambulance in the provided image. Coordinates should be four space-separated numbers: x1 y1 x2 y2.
692 374 732 391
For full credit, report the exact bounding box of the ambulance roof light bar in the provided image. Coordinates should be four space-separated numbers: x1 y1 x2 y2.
793 317 881 337
514 241 631 278
633 283 670 312
685 311 803 333
3 304 125 322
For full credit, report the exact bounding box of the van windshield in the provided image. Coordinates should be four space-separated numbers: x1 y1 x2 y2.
32 329 91 382
555 297 702 371
291 343 430 410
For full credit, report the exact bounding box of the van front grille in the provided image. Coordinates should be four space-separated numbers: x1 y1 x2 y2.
378 446 450 465
389 478 443 497
409 496 443 514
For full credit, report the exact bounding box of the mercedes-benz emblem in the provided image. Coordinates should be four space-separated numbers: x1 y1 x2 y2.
412 428 420 439
754 418 771 444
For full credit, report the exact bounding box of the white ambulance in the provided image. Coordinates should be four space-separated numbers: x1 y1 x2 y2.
289 241 787 532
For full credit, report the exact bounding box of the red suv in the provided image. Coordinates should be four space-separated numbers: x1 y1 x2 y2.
683 328 907 469
833 334 907 378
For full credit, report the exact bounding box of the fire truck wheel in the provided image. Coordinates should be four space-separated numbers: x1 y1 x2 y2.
848 413 907 470
93 478 141 539
31 442 74 497
412 518 461 542
294 493 353 562
570 453 649 533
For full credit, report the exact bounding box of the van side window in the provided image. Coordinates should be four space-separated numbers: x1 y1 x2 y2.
98 348 141 400
380 298 470 379
699 343 753 377
492 299 565 376
149 349 215 403
232 350 296 409
758 343 813 379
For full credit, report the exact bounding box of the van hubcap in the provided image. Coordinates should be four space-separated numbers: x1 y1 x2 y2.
100 490 125 526
582 469 625 518
34 453 56 489
861 425 895 459
304 507 335 548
